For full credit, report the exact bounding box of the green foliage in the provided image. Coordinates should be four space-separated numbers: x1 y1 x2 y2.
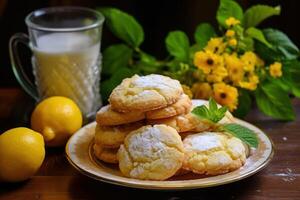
98 7 144 47
194 23 216 49
233 90 251 118
243 5 281 28
192 98 228 123
222 123 258 148
102 44 133 75
101 67 136 101
263 29 299 60
165 31 190 62
246 27 271 48
271 60 300 97
217 0 243 27
255 28 299 62
98 0 299 121
255 82 295 121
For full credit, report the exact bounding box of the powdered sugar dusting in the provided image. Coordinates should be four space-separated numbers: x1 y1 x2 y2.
128 126 166 160
132 74 180 90
186 133 222 151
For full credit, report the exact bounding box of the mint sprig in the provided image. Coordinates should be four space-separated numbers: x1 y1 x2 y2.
192 98 259 148
222 123 258 148
192 98 228 123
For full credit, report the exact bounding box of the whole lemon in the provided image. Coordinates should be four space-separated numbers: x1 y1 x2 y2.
0 127 45 182
31 96 83 147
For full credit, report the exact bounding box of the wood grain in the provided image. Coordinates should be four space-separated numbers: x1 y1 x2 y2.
0 88 299 200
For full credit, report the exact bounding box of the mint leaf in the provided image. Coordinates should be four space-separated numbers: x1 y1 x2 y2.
246 27 272 48
209 97 218 113
98 8 144 47
263 29 299 60
255 82 295 121
192 105 211 120
194 23 216 49
243 5 281 28
233 90 251 118
217 0 243 28
192 98 228 123
102 44 133 75
222 123 258 148
165 31 190 62
101 67 135 101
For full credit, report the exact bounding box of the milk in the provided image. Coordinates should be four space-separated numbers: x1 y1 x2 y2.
32 33 101 116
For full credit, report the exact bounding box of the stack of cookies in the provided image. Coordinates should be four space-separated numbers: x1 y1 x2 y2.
94 74 191 163
94 74 246 181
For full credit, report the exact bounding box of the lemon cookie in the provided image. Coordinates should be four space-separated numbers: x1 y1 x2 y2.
182 132 246 175
93 144 119 164
147 113 209 133
96 105 145 126
147 99 234 132
94 122 143 148
118 125 184 180
145 94 192 119
109 74 183 112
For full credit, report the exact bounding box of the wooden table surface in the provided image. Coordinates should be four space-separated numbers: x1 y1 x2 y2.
0 88 299 200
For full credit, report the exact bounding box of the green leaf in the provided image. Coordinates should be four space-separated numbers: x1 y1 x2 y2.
277 60 300 97
194 23 216 49
102 44 133 75
255 82 295 121
209 97 218 112
233 90 251 118
286 61 300 97
100 67 135 101
254 41 282 62
263 28 299 60
246 27 272 48
217 0 243 28
222 123 258 148
165 31 190 62
243 5 281 28
98 7 144 47
192 98 228 123
192 105 211 120
238 36 254 52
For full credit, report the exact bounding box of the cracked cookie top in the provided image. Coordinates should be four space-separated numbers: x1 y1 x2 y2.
109 74 183 113
117 125 184 180
182 132 246 175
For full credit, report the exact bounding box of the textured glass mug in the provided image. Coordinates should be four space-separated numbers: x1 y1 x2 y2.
9 7 104 118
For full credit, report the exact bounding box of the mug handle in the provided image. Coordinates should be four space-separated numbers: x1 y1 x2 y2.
9 33 39 100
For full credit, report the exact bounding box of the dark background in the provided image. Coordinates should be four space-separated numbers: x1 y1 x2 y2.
0 0 298 87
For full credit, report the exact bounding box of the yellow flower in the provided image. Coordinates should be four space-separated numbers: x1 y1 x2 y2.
241 51 257 72
228 38 237 46
269 62 282 77
213 83 238 111
225 30 235 37
239 73 259 91
224 54 244 83
182 84 193 99
194 51 222 74
206 66 228 83
205 37 226 54
225 17 240 27
192 82 212 100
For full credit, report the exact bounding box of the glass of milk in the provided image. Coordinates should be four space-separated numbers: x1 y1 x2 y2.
9 7 104 119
